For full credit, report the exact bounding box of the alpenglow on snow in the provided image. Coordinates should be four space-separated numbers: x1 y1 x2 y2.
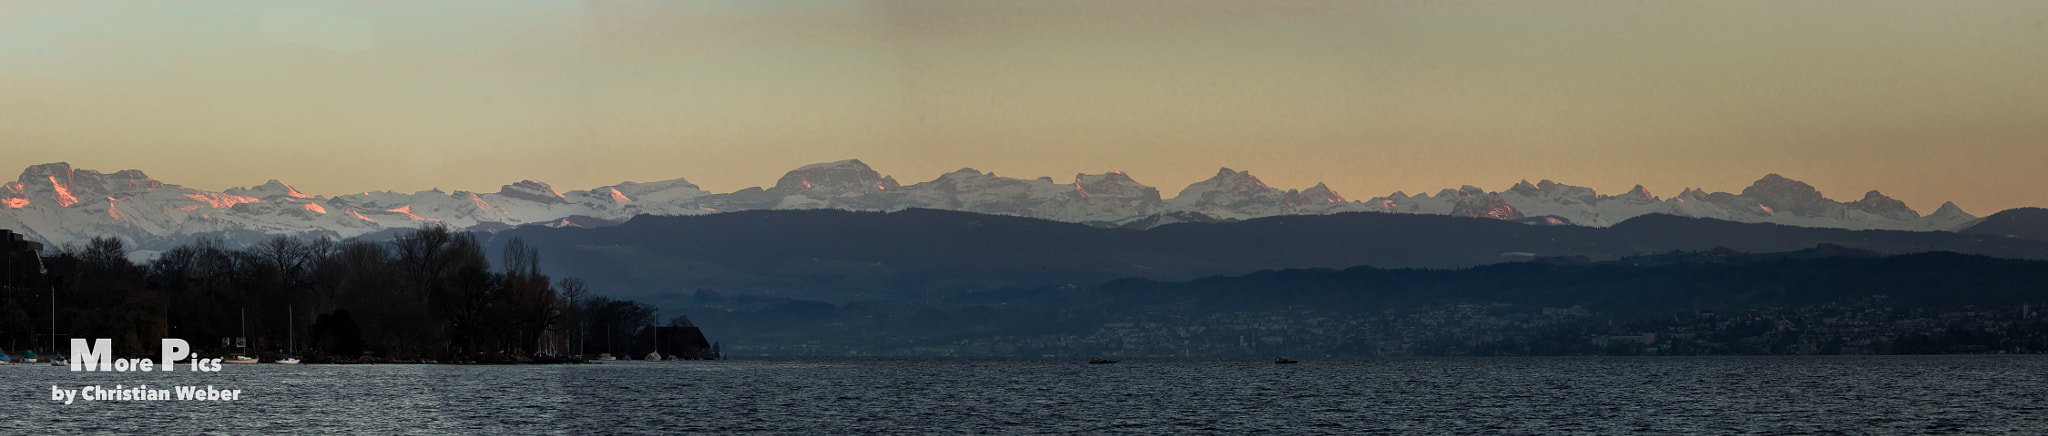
0 160 1981 259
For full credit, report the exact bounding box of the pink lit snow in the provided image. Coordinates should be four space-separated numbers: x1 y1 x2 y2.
184 192 261 209
49 175 78 207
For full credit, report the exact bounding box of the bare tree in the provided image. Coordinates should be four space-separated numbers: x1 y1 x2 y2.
558 278 588 355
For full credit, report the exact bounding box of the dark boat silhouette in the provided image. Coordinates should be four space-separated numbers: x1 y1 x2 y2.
1088 357 1118 364
1274 357 1299 364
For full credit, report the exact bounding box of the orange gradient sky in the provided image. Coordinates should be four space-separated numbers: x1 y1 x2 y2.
3 1 2045 214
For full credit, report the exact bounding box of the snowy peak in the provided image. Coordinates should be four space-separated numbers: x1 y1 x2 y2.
498 180 568 204
910 169 1049 199
16 162 165 207
1614 184 1658 202
18 162 75 185
0 160 2021 260
225 179 314 201
1073 171 1158 200
924 168 1000 190
603 187 632 203
1155 167 1364 220
1740 173 1829 214
795 159 872 172
1 181 26 209
1290 183 1346 204
1208 167 1270 189
772 158 889 196
1932 201 1974 219
1534 180 1599 201
1451 192 1523 220
1508 180 1540 195
1503 179 1600 205
600 178 708 204
104 169 164 192
1924 201 1981 231
1167 167 1284 210
1846 190 1919 221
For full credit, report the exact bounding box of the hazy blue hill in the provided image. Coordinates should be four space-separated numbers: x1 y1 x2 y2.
672 247 2048 356
1960 207 2048 243
483 209 2048 301
1093 250 2048 318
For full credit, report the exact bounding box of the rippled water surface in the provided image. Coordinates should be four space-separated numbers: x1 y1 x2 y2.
5 356 2047 434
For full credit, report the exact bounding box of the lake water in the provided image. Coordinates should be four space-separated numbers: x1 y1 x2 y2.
5 356 2046 434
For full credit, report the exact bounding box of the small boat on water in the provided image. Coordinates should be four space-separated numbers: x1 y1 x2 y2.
1088 357 1118 364
597 353 616 361
276 306 301 365
222 309 258 365
20 350 36 364
50 353 66 366
1274 357 1299 364
644 352 662 361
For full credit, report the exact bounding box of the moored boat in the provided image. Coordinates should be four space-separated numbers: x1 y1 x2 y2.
1088 357 1118 364
277 305 300 365
1274 357 1299 364
226 308 257 365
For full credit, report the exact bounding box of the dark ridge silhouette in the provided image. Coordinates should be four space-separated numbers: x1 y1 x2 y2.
1960 207 2048 243
480 209 2048 301
671 246 2048 355
1090 250 2048 319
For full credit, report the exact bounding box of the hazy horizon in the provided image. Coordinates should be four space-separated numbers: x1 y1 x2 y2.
5 1 2047 214
0 158 2010 217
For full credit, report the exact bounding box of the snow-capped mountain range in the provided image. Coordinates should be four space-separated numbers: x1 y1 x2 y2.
0 160 1988 259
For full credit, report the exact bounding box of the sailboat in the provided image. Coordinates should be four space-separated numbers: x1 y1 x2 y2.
644 325 662 361
225 308 258 364
596 324 616 360
275 306 300 365
49 283 64 366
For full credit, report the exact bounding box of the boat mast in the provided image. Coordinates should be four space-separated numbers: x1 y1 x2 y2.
288 305 295 356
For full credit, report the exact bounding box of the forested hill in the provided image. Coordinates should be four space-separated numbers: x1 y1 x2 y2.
1089 249 2048 318
675 247 2048 356
488 208 2048 301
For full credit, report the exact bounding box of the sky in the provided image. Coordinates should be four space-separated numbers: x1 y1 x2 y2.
3 0 2046 214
